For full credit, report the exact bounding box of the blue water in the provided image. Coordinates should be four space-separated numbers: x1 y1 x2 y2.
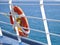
0 1 60 45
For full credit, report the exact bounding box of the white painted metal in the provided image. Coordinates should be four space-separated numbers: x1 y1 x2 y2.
0 27 3 36
40 0 52 45
9 0 21 43
15 26 21 42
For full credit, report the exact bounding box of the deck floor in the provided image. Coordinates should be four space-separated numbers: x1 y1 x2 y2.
0 36 29 45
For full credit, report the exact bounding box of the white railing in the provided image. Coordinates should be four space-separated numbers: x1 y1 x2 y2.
40 0 51 45
0 12 60 45
9 0 22 44
0 20 60 45
0 12 60 22
0 27 3 37
0 21 60 37
0 0 60 45
0 3 60 6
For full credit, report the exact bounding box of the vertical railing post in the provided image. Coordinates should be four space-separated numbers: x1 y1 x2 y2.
9 0 22 44
0 27 3 45
40 0 52 45
0 27 3 37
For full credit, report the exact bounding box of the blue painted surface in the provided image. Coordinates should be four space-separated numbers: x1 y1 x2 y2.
0 1 60 45
0 43 11 45
0 36 28 45
0 30 43 45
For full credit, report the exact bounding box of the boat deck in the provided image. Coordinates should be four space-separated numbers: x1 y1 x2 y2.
0 36 28 45
0 30 44 45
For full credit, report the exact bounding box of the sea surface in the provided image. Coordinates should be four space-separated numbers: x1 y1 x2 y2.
0 1 60 45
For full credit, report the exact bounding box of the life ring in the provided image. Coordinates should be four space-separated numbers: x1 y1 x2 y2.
10 6 30 37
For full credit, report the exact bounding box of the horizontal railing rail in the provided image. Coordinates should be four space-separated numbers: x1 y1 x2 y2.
0 3 60 6
0 12 60 22
0 20 60 37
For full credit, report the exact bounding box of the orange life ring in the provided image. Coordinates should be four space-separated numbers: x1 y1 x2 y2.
10 6 30 37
